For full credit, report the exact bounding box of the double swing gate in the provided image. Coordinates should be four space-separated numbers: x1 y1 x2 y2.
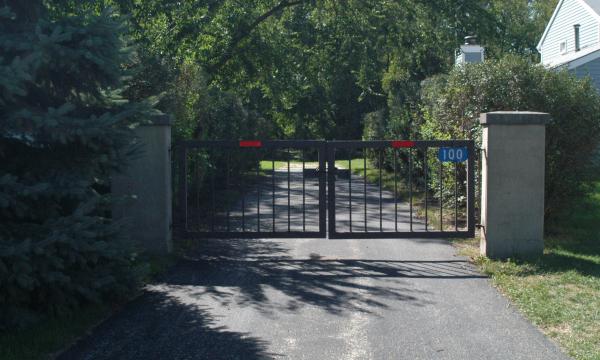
175 140 475 239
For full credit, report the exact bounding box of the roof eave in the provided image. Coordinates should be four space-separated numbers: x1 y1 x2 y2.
537 0 600 51
545 47 600 69
537 0 566 51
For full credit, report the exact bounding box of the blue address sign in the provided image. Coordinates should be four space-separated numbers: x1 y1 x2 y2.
438 147 468 163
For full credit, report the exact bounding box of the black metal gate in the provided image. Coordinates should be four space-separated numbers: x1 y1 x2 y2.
326 140 475 239
175 140 327 238
174 140 475 239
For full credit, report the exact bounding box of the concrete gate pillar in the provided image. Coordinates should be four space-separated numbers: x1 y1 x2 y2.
112 115 173 255
480 111 550 259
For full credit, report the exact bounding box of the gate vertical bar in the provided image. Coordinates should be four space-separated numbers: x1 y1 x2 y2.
363 151 367 232
272 154 276 232
439 160 443 232
424 147 428 231
195 152 200 231
394 149 398 232
241 153 245 232
466 140 476 236
318 142 327 237
287 148 291 232
455 162 458 231
226 151 230 232
177 145 188 232
211 150 216 232
379 150 383 232
409 148 413 232
327 144 336 237
256 148 260 232
349 151 352 232
302 149 305 232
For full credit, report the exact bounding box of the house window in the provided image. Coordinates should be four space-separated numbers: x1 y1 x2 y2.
560 41 567 54
574 24 581 51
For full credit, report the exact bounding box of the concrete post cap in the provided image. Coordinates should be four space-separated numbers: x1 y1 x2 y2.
480 111 551 126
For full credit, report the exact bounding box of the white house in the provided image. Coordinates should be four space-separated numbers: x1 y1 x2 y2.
538 0 600 89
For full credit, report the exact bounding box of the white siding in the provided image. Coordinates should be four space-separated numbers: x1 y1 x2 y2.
541 0 599 65
573 56 600 89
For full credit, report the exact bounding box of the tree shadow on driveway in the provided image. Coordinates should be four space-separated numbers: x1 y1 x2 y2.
60 238 485 359
58 289 275 360
165 238 485 316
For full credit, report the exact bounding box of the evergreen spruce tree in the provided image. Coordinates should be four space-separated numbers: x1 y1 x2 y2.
0 1 156 327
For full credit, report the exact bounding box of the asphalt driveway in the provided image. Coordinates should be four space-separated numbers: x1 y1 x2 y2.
59 236 568 360
59 169 569 359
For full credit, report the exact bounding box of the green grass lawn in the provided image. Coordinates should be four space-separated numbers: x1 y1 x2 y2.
336 157 413 197
258 160 290 170
260 159 397 172
0 255 175 360
454 183 600 360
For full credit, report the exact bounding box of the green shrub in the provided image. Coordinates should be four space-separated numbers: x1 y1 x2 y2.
362 110 387 141
420 55 600 218
0 5 155 327
159 61 279 209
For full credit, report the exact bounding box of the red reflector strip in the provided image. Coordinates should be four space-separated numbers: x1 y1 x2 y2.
239 140 262 147
391 140 415 148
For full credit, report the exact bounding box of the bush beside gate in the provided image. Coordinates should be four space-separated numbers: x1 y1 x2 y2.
419 55 600 219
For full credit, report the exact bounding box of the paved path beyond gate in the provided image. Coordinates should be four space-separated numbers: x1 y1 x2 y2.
60 236 567 360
